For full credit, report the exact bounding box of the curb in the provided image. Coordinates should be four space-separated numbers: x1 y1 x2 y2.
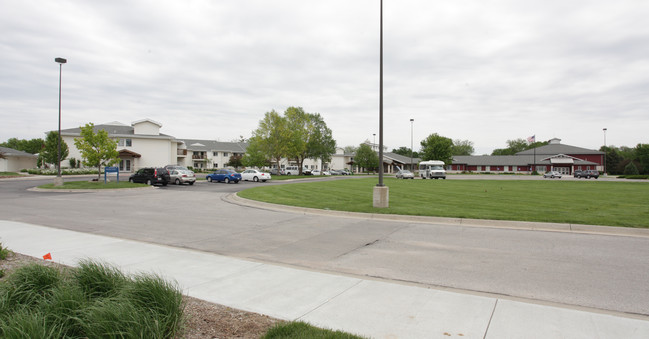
27 186 154 193
225 193 649 238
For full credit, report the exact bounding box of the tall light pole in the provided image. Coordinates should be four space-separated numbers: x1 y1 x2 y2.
373 133 376 150
54 57 67 186
373 0 388 207
603 128 607 175
410 118 414 171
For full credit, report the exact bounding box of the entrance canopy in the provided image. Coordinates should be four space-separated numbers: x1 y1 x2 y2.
118 149 141 158
541 153 583 164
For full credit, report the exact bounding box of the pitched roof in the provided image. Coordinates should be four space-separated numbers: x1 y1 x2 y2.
0 147 38 158
516 143 603 156
179 139 248 153
383 152 420 164
452 155 597 166
59 122 175 139
131 118 162 127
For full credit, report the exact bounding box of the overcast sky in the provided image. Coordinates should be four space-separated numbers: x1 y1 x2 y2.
2 0 648 155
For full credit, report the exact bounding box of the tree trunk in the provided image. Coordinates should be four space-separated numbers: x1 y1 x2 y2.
297 157 304 175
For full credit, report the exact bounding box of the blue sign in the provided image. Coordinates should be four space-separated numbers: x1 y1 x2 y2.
104 166 119 183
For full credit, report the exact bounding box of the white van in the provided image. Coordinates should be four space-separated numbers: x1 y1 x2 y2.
285 166 299 175
419 160 446 179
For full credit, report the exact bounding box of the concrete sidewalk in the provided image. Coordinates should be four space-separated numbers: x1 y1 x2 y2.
1 220 648 339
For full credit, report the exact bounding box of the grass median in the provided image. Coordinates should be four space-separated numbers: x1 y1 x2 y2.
238 178 649 228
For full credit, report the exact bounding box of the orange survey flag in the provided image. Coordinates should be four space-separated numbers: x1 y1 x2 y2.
43 253 52 260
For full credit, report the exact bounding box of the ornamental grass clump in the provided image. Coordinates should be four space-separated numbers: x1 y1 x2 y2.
0 259 186 339
123 274 185 337
72 259 127 299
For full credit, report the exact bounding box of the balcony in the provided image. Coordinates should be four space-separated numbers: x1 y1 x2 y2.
192 154 207 161
177 149 187 157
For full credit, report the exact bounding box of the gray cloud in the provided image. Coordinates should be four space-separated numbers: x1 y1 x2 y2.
1 0 647 153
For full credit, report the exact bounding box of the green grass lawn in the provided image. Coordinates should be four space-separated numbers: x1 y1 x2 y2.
272 175 333 180
238 178 649 228
262 321 366 339
38 180 147 189
0 172 21 177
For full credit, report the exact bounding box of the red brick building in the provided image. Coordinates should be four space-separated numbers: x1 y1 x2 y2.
451 138 603 175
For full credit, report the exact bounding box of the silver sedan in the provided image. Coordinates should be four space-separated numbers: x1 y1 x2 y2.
396 170 415 179
543 171 562 178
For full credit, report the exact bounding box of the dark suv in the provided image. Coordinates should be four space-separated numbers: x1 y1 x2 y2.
129 167 170 186
574 170 599 179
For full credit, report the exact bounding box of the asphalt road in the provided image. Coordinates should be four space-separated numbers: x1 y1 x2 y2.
1 175 648 317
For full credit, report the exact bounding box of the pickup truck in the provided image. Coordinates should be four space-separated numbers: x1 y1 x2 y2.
574 170 599 179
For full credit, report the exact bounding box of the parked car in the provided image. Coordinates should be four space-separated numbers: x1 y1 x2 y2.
543 171 562 178
240 169 271 182
329 169 341 175
169 169 196 185
574 170 599 179
206 169 241 183
129 167 170 186
269 168 284 176
396 169 415 179
340 169 352 175
312 170 331 176
165 165 189 172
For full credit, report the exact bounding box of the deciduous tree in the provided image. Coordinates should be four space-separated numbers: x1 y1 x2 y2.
284 107 336 174
305 113 336 166
451 139 474 155
0 137 45 154
41 131 69 170
355 143 378 172
74 123 119 179
252 110 290 170
343 145 358 154
241 136 270 168
635 143 649 174
420 133 453 164
492 139 548 155
391 146 419 158
226 154 243 169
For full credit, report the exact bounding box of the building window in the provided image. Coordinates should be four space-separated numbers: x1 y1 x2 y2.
213 151 218 156
117 138 132 147
213 163 218 168
223 152 228 157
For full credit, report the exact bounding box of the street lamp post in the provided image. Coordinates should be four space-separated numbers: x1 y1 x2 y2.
410 118 414 171
54 57 67 187
373 133 376 150
603 128 607 175
373 0 388 207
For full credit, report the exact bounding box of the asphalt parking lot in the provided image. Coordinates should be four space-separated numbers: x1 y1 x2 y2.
1 173 648 317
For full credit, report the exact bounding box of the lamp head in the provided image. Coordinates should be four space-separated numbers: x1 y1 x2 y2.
55 57 67 64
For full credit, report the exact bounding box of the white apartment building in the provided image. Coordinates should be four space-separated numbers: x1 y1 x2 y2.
59 119 180 172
